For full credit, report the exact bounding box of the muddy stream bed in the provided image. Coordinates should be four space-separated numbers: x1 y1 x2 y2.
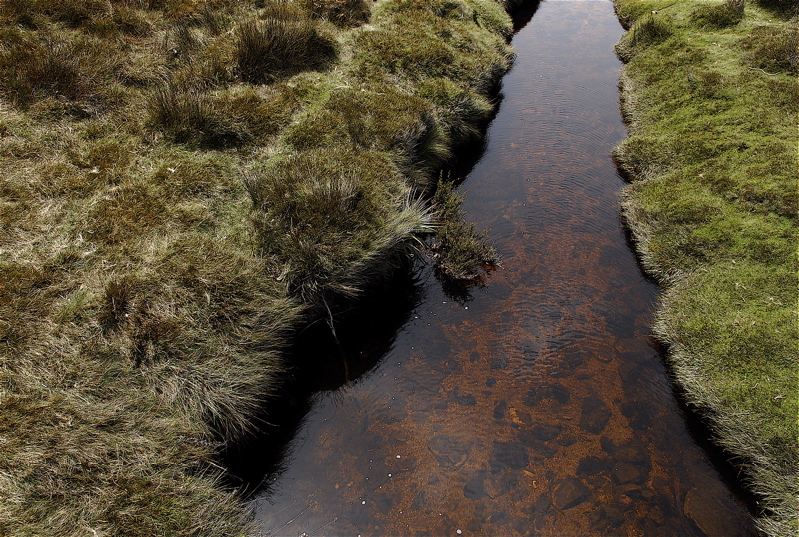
232 1 759 535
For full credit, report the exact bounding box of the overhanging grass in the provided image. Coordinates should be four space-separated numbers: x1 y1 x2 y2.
0 0 522 535
613 1 798 534
428 176 499 282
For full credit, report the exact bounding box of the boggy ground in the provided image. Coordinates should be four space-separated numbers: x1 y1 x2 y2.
612 0 797 535
0 0 526 535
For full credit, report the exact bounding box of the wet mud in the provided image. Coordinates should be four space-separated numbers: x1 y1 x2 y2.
243 1 759 535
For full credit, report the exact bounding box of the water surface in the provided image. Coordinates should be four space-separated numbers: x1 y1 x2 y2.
248 2 757 535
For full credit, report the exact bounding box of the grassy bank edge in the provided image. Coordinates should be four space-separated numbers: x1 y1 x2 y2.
612 0 798 535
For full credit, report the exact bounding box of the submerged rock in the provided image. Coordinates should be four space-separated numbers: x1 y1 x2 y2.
428 434 471 469
552 477 589 510
683 488 743 536
579 395 612 435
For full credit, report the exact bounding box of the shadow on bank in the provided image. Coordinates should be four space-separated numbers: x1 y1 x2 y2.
220 266 425 497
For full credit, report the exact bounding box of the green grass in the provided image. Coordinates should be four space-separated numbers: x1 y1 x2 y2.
613 1 798 534
0 0 521 535
353 1 514 92
691 0 746 28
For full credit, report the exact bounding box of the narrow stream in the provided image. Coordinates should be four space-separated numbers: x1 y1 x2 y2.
246 1 758 535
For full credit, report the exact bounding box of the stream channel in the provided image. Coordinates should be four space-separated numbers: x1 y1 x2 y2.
235 1 759 535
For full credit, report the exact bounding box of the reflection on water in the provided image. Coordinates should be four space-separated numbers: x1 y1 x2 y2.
246 2 758 535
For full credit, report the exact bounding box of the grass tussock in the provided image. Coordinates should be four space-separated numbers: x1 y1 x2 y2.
753 0 799 16
3 0 113 28
691 0 746 28
0 0 523 534
246 149 432 303
234 17 337 84
416 77 495 146
739 24 799 74
613 0 798 534
284 87 452 187
147 83 233 145
616 14 673 60
0 31 116 108
353 0 514 91
1 0 166 36
148 82 299 146
467 0 515 37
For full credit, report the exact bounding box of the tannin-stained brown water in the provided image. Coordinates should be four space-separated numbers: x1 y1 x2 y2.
246 1 758 535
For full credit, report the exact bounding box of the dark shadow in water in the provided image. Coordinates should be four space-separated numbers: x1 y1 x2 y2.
510 0 542 33
434 266 484 305
618 212 662 288
221 267 426 496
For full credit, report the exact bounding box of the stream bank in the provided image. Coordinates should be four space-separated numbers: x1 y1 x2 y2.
613 0 798 534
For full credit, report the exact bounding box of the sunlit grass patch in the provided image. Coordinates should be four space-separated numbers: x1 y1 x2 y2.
283 86 451 186
466 0 514 37
353 1 514 89
284 87 434 150
622 167 796 278
655 260 798 529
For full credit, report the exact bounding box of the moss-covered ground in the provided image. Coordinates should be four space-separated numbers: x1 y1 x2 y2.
0 0 524 534
612 0 797 534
